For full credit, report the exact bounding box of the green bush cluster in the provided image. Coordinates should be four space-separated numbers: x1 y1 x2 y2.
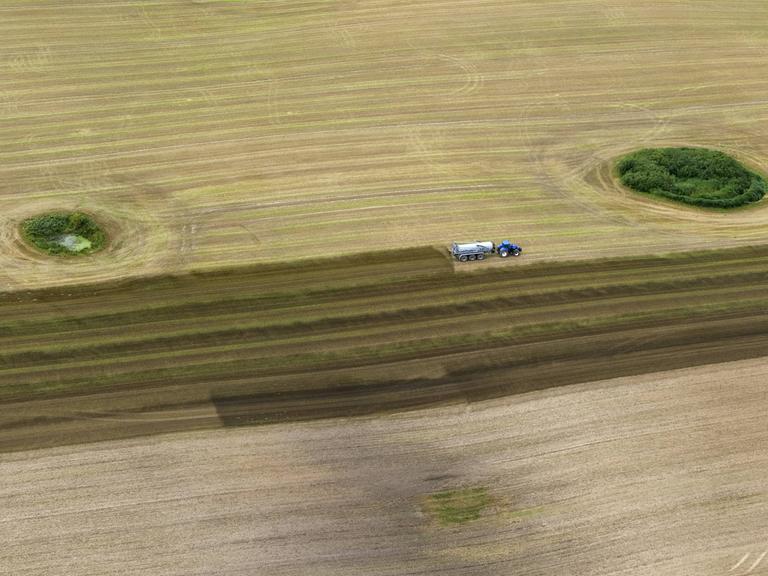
616 147 766 208
21 212 106 255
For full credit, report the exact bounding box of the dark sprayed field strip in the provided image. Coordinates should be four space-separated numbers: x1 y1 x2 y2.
2 245 768 393
2 245 768 450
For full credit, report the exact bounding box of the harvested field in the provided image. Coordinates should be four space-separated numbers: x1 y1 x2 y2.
4 2 768 573
2 1 768 288
3 357 768 575
2 245 768 452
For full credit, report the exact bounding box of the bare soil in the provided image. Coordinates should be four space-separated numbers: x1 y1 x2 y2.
2 357 767 575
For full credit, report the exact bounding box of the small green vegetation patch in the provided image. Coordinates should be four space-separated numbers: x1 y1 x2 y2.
616 147 766 208
424 487 491 525
21 212 106 255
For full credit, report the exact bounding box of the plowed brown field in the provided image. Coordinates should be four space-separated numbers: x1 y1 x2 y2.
3 358 768 575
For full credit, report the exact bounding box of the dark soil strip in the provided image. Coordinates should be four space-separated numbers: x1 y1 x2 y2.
2 244 768 451
212 311 768 425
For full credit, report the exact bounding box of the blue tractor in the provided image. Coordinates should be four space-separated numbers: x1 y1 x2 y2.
496 240 523 258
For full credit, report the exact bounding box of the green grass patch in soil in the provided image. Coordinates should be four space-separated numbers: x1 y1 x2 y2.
616 147 766 208
20 212 106 255
424 487 491 525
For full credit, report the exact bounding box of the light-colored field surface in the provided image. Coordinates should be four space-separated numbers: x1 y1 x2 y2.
3 0 768 289
3 357 768 576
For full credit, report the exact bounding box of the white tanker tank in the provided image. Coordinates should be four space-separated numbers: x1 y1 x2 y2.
450 241 495 261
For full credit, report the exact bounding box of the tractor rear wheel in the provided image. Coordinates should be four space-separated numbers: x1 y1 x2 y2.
499 249 509 258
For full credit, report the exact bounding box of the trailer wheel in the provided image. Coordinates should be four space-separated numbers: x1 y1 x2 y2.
459 255 468 262
468 254 476 261
498 249 509 258
477 253 485 260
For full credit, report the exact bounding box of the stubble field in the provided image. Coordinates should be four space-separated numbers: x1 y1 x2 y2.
2 0 768 289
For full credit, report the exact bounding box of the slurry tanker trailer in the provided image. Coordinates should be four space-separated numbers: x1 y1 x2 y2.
450 240 523 262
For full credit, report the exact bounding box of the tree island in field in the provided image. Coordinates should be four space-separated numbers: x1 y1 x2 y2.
616 147 766 208
21 212 107 256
